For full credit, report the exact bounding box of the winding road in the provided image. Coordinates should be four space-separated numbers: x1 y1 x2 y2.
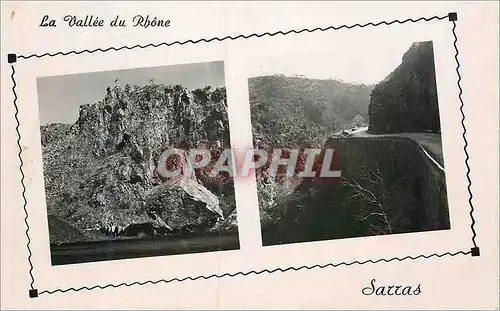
343 126 445 171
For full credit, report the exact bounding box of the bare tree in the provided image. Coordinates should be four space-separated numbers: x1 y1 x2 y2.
341 165 393 235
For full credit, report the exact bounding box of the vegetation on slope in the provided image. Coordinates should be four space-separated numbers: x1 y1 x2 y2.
249 75 373 148
369 41 441 134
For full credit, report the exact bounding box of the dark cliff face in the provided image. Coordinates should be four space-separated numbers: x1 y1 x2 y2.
368 41 441 134
42 83 236 244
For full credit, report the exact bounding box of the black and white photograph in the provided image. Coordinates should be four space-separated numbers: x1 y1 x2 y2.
3 0 499 308
37 61 239 265
249 41 451 246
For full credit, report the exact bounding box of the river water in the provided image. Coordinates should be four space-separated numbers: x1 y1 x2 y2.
50 233 240 265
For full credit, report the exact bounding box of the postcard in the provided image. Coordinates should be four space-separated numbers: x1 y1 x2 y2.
1 1 498 309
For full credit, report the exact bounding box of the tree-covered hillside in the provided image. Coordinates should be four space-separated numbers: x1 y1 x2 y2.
249 75 373 148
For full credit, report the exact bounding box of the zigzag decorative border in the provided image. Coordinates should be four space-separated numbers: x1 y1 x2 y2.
17 15 446 60
452 19 478 249
11 65 35 292
7 12 479 299
38 250 471 295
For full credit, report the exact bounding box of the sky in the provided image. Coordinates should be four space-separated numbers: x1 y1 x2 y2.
36 61 226 125
246 37 430 85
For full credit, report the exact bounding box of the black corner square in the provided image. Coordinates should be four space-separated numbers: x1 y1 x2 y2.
29 289 38 298
471 247 480 257
7 53 17 63
448 12 458 21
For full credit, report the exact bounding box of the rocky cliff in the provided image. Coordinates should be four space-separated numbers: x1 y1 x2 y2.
42 82 237 244
259 41 449 245
368 41 441 134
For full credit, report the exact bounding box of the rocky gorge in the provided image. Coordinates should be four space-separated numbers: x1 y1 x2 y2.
42 82 237 245
255 41 450 245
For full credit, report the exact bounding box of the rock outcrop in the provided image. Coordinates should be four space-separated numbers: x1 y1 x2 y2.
47 215 98 245
368 41 441 134
145 179 223 230
42 82 236 244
